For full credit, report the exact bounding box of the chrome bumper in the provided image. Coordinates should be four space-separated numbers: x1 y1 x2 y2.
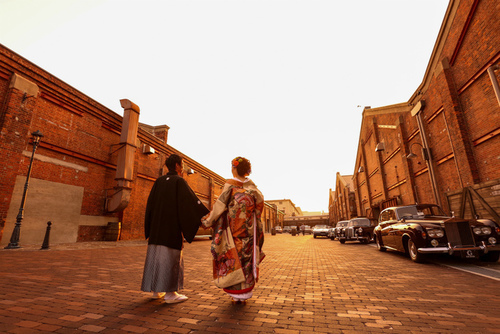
418 241 500 255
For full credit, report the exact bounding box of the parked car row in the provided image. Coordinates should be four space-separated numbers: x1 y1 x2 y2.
279 225 313 235
322 203 500 264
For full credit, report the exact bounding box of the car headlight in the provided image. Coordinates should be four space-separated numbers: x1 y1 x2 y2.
473 226 492 235
427 229 444 238
357 227 363 234
481 226 491 235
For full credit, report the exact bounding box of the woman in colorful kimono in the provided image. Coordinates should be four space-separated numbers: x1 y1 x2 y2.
202 157 265 304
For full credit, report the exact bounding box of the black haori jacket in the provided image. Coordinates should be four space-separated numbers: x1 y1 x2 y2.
144 171 209 250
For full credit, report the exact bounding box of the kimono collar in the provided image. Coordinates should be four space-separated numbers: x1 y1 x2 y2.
227 177 251 187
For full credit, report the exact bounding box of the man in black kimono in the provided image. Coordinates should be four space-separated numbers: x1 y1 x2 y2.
141 154 209 303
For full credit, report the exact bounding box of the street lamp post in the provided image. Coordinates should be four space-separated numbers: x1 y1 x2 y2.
5 130 43 249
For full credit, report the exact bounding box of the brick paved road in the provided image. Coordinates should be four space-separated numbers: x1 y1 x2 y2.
1 234 499 333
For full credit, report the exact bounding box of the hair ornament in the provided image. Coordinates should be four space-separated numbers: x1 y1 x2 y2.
232 157 243 167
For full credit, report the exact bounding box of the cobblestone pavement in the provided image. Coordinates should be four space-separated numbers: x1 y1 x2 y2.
1 234 499 333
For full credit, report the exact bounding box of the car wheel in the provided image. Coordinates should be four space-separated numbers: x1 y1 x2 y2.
480 251 500 262
407 238 425 263
375 235 386 252
339 239 346 244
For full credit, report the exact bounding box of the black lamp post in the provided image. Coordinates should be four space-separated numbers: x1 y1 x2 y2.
5 130 43 249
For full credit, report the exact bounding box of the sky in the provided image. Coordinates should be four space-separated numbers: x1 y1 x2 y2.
0 0 449 213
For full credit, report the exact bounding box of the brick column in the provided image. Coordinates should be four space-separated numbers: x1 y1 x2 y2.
0 74 39 243
436 58 480 186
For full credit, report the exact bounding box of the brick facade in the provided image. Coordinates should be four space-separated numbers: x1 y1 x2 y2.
329 173 356 223
344 0 500 223
262 202 285 232
0 44 228 245
266 199 302 217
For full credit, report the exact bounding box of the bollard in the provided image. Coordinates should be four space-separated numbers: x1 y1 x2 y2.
40 221 52 250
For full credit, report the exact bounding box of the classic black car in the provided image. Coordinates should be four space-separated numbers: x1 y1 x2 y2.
329 220 349 240
373 204 500 263
337 218 374 244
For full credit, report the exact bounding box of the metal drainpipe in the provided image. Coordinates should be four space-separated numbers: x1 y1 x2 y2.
487 65 500 107
106 99 140 212
415 110 442 207
442 113 464 188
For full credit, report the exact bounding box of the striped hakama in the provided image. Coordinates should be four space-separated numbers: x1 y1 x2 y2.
141 244 184 293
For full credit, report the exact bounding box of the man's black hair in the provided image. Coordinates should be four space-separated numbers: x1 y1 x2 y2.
165 154 183 172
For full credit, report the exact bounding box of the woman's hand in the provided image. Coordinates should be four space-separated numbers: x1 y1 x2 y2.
201 214 211 228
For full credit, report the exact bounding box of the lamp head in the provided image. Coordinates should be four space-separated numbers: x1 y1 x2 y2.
406 152 417 159
31 130 43 143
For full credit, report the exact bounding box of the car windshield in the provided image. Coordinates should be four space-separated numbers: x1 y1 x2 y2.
351 219 370 226
396 205 447 219
416 205 447 216
314 225 328 229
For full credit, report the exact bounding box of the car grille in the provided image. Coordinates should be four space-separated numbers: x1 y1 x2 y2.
444 219 475 247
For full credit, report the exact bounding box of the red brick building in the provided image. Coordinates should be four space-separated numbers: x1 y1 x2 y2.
349 0 500 222
262 202 285 232
0 44 228 246
329 173 356 223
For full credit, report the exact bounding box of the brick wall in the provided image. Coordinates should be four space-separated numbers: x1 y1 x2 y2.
0 44 226 245
349 0 500 220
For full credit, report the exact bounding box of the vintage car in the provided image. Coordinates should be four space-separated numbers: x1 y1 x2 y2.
329 220 349 240
283 226 292 234
313 225 330 238
275 226 283 234
373 204 500 263
337 218 374 244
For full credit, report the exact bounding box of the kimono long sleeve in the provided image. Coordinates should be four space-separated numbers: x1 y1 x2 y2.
144 181 158 240
177 178 210 243
201 182 233 228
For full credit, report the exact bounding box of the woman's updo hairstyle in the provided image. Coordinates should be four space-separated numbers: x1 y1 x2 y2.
231 157 251 177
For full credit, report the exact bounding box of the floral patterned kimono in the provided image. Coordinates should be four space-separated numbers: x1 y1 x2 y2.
202 178 265 301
